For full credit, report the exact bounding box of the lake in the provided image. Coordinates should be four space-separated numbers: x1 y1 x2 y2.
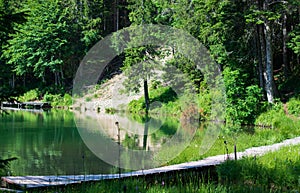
0 109 200 176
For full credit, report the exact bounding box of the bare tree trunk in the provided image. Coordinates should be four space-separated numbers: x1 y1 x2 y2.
282 12 289 78
257 25 265 92
60 65 64 85
42 72 46 84
116 0 119 31
10 74 15 89
113 0 119 31
263 1 275 103
54 71 61 86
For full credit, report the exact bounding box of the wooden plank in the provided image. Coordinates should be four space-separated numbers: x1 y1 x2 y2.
1 102 51 110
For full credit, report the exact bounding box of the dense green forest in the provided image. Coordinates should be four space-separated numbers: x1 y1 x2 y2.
1 0 300 124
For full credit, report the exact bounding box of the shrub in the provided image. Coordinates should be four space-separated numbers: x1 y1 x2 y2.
223 67 263 125
18 89 39 102
287 97 300 117
85 97 92 102
43 93 72 107
128 99 145 114
63 94 73 106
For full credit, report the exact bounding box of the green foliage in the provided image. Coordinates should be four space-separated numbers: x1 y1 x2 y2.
0 157 17 177
122 133 139 150
287 97 300 117
0 0 27 101
3 0 71 79
1 0 107 90
223 67 262 125
127 85 178 115
164 55 203 91
127 97 146 114
43 93 72 107
197 89 212 119
288 24 300 55
255 99 300 130
18 89 39 102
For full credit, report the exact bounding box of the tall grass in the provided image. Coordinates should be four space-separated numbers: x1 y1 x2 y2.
217 145 300 192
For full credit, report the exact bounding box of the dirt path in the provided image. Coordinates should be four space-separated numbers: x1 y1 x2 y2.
283 102 300 120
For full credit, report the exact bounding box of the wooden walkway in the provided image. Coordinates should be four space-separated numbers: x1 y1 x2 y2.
2 136 300 190
1 102 51 110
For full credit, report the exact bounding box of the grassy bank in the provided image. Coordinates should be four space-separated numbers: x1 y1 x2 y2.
25 144 300 193
15 88 73 108
126 92 300 165
165 118 300 165
137 96 300 165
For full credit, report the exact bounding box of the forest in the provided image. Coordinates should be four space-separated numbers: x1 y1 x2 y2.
0 0 300 125
1 1 300 192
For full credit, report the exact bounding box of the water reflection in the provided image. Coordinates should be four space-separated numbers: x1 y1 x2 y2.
0 110 200 175
74 111 197 170
0 110 113 176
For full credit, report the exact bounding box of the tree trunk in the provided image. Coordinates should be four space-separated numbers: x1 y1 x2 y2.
282 12 289 78
143 113 149 150
257 25 265 92
263 10 275 103
54 72 58 86
10 74 15 89
116 0 119 31
143 79 150 113
143 78 150 150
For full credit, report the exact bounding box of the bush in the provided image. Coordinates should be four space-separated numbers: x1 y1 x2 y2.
63 94 73 106
128 99 145 114
18 89 40 102
287 97 300 117
255 101 285 128
43 93 72 107
128 85 179 115
223 67 263 125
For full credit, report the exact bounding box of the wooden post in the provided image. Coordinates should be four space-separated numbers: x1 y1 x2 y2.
234 144 237 160
115 121 121 192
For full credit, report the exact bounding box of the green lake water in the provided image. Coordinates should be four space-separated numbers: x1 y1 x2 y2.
0 109 191 176
0 110 115 176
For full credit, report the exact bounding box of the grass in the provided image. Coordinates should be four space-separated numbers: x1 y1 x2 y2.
26 145 300 193
287 96 300 117
217 144 300 192
163 114 300 165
